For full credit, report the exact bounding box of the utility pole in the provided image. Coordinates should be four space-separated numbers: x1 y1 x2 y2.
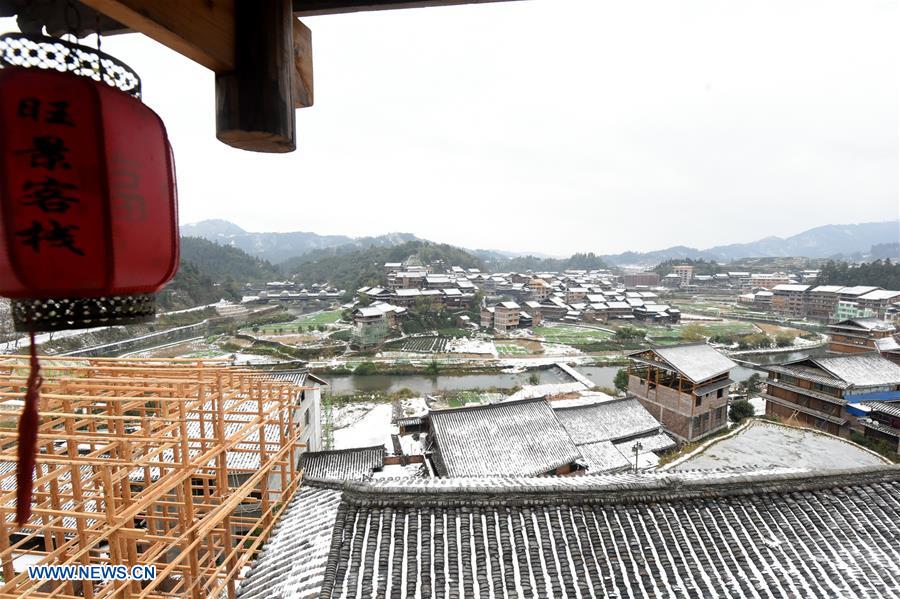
632 441 644 473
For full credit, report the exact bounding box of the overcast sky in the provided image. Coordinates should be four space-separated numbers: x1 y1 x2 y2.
3 0 898 256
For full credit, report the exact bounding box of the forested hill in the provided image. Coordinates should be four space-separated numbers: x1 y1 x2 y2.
483 252 613 273
288 241 485 292
157 237 281 310
818 260 900 290
179 237 281 282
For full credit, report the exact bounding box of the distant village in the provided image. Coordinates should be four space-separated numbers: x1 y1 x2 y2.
243 257 900 361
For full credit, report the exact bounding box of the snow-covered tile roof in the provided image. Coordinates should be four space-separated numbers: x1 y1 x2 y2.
635 343 737 383
576 440 630 472
831 318 896 332
553 397 662 444
428 399 582 477
355 306 384 318
237 466 900 599
840 285 880 296
236 485 341 599
876 336 900 352
394 288 421 296
615 431 676 453
864 401 900 419
859 289 900 301
812 353 900 387
300 446 385 482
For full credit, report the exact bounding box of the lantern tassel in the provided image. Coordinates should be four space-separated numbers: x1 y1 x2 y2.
15 331 42 526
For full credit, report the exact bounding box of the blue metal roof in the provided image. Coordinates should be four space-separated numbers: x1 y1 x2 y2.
846 390 900 403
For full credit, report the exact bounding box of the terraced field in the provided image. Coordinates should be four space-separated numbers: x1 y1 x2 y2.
638 321 759 344
397 336 449 353
533 325 613 344
295 310 344 326
495 342 529 356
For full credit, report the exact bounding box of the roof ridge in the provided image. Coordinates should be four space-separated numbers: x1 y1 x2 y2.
552 396 636 411
428 396 544 414
303 445 385 456
335 466 900 507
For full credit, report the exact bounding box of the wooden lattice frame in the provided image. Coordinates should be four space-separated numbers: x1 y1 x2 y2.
0 355 309 599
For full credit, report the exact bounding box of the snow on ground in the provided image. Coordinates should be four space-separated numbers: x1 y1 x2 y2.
549 391 618 408
679 313 720 321
373 462 425 478
399 434 426 456
505 382 588 402
230 352 281 366
748 396 766 416
446 337 497 356
671 420 888 471
400 396 429 418
332 403 394 450
331 401 377 429
540 343 583 356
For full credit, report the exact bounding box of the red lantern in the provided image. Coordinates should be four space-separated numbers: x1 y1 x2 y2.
0 33 179 332
0 33 179 525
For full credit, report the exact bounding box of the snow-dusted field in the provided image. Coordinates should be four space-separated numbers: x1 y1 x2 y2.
672 421 888 471
446 337 497 356
332 403 394 450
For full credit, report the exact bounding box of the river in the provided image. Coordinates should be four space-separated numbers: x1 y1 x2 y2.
322 360 779 396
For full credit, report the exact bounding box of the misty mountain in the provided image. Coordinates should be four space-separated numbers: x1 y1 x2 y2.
180 219 419 264
602 221 900 267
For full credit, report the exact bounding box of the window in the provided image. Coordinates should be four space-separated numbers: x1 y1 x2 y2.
695 396 702 407
304 410 310 426
717 388 724 398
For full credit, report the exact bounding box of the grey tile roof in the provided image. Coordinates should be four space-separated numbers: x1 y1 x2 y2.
830 318 897 333
428 399 582 477
0 461 103 532
765 363 850 389
576 440 631 472
238 466 900 599
300 446 385 482
615 431 677 453
876 336 900 352
553 397 662 444
864 401 900 419
268 370 308 386
811 353 900 387
632 344 737 383
129 398 287 482
236 485 342 599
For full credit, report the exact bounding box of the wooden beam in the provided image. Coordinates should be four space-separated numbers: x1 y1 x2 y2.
292 0 520 17
293 19 314 108
216 0 296 152
78 0 235 72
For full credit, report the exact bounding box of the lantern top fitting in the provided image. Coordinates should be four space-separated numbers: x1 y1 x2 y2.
0 32 141 98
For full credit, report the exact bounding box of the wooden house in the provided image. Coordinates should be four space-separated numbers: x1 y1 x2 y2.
627 344 736 442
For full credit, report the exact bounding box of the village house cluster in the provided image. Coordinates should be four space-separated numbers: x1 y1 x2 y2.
765 284 900 321
234 341 900 599
653 264 900 323
343 258 685 345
